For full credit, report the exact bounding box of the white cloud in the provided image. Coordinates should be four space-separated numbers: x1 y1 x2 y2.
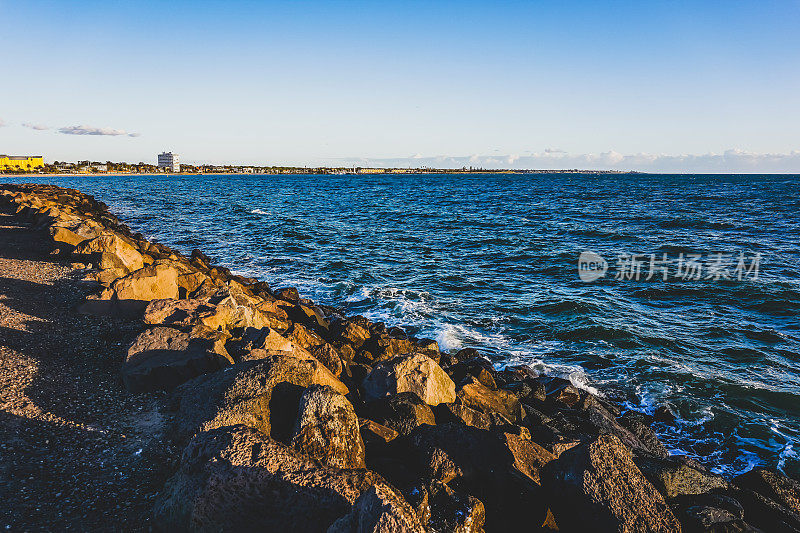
0 118 5 127
22 123 49 130
58 125 140 137
337 149 800 173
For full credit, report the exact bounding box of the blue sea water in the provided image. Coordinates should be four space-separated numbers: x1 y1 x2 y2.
12 172 800 478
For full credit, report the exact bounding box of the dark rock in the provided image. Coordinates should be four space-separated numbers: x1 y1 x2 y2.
153 425 397 532
274 286 300 302
433 402 491 429
655 403 679 424
362 353 455 406
364 393 435 436
620 411 670 459
542 434 682 532
427 481 486 533
404 423 551 531
359 418 400 446
170 352 348 444
327 482 426 533
123 326 233 393
733 468 800 513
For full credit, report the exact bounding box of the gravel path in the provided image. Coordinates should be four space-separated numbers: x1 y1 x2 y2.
0 211 175 531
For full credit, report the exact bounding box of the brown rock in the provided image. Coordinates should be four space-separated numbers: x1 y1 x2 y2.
123 326 233 393
327 482 426 533
109 261 183 304
362 353 455 406
456 375 522 424
291 385 366 469
542 434 682 532
153 425 397 532
365 393 436 436
171 351 348 443
359 418 400 445
635 455 728 500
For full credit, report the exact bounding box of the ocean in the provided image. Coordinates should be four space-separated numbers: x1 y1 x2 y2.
12 172 800 478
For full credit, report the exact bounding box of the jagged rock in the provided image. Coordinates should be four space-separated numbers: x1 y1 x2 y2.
330 316 372 349
542 434 682 532
288 322 325 349
170 352 348 443
200 292 290 332
359 418 400 445
365 393 436 436
50 219 102 247
143 298 213 328
74 232 146 273
327 483 426 533
362 353 455 406
654 403 679 424
433 402 491 429
404 423 550 531
153 425 397 532
620 411 671 459
291 385 366 469
427 481 486 533
361 333 417 363
310 342 345 377
239 326 308 357
456 375 522 424
733 468 800 513
123 326 233 392
635 455 728 500
107 261 184 306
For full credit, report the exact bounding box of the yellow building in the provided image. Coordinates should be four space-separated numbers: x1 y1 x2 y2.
0 155 45 171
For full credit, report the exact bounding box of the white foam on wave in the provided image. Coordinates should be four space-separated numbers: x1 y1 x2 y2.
250 208 270 215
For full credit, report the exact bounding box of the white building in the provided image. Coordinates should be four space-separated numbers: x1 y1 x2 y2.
157 152 180 172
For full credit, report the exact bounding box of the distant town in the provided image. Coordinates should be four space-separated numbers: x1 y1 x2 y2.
0 152 632 175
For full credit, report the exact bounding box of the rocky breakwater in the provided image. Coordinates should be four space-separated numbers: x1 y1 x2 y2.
2 182 799 533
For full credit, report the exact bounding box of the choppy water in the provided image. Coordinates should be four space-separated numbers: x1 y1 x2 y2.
11 173 800 478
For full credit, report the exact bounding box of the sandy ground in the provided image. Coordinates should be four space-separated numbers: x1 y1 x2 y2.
0 210 175 531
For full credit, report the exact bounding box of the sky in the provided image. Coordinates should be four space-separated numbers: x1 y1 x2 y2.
1 0 800 172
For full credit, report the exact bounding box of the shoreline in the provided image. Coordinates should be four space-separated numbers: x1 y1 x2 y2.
2 183 799 531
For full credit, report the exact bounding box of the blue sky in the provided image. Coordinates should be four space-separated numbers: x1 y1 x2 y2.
2 0 799 171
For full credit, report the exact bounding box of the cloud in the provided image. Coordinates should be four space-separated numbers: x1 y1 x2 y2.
0 118 5 127
544 147 565 154
337 149 800 173
22 123 49 130
58 125 140 137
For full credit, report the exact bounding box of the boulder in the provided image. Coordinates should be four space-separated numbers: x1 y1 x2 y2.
143 298 213 328
327 483 426 533
433 402 491 429
170 352 348 443
310 342 345 377
359 418 400 446
292 385 366 469
330 317 372 349
123 326 233 393
362 354 455 406
153 425 398 532
542 434 681 532
74 232 146 273
456 375 522 424
426 481 486 533
50 219 102 247
733 468 800 513
404 423 550 531
364 393 435 436
635 455 728 500
108 261 183 305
